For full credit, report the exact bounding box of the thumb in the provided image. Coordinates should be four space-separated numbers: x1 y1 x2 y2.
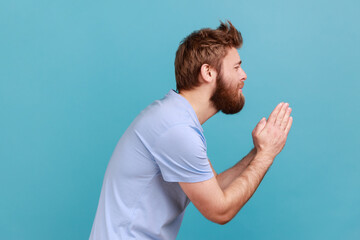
255 117 267 133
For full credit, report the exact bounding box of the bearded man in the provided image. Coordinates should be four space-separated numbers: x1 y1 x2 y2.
90 20 293 240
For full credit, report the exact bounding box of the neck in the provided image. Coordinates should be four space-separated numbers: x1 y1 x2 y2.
179 88 218 125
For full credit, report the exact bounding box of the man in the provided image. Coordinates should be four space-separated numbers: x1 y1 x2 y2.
89 20 293 240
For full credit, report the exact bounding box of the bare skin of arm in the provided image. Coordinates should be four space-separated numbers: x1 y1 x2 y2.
180 102 293 225
212 147 257 190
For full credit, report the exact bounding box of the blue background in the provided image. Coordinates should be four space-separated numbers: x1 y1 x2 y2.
1 0 359 239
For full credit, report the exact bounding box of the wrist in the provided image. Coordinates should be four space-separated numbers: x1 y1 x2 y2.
252 151 274 167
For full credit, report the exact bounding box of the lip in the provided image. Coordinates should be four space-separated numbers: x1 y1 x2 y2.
239 84 244 93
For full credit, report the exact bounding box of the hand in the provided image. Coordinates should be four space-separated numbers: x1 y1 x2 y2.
252 102 293 161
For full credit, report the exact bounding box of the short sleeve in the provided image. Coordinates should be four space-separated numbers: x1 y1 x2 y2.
151 125 214 183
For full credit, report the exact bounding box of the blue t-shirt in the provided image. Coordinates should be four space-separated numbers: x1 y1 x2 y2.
89 89 214 240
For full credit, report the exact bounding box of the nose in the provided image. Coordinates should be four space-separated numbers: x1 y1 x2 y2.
240 68 247 81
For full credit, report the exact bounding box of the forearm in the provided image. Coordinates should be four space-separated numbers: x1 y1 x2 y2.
220 152 274 223
182 103 293 225
216 148 257 189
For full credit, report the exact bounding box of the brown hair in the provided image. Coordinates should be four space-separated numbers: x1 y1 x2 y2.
174 20 243 92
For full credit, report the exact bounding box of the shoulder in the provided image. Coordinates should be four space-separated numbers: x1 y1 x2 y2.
157 124 205 145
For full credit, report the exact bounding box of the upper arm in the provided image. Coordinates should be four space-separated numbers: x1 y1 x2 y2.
208 159 218 177
151 125 214 182
179 176 229 224
151 126 229 223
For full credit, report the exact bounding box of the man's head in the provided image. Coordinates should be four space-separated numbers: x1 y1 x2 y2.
210 47 246 114
174 20 246 114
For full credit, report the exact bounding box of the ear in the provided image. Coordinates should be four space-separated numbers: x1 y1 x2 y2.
199 64 217 83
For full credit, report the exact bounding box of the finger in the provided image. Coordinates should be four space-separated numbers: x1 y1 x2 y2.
280 107 292 130
275 102 289 126
285 116 293 135
267 102 284 125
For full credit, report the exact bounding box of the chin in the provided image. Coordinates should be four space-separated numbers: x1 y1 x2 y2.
221 95 245 115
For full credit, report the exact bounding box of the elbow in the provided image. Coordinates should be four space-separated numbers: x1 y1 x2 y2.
205 206 236 225
209 213 232 225
215 218 231 225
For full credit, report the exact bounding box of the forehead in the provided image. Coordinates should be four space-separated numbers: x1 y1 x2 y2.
223 47 241 64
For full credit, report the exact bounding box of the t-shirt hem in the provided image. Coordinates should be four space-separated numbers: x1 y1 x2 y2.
163 172 214 183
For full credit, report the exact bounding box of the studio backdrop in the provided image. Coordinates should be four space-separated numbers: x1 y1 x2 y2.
1 0 359 239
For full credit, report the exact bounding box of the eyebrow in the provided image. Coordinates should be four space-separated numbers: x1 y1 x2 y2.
234 60 242 66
